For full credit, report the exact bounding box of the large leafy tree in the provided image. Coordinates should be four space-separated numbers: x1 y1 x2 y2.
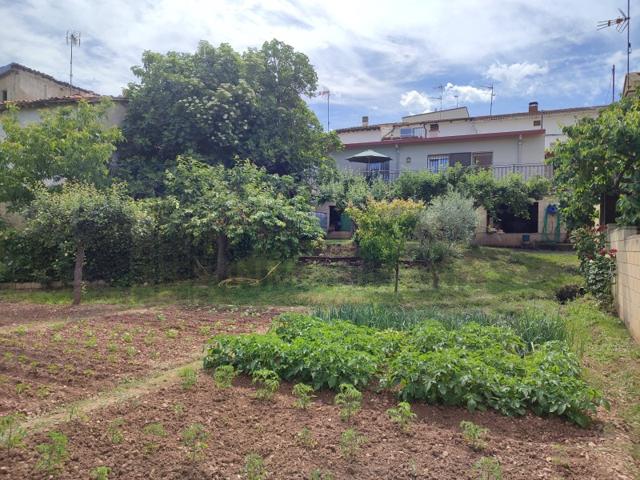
549 92 640 228
165 156 323 281
22 183 140 304
118 40 339 196
0 99 122 208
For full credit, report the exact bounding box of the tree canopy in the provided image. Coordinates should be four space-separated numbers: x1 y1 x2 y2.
118 39 340 196
0 99 122 208
165 156 323 281
549 92 640 228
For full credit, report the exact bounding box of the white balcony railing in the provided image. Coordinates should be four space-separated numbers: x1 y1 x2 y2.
353 164 554 182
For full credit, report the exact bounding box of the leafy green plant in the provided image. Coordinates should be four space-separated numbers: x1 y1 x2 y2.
296 427 317 449
252 369 280 401
165 328 179 339
15 383 30 395
309 469 334 480
179 366 198 390
213 365 236 388
473 456 502 480
173 402 185 416
13 326 27 336
199 325 212 336
339 428 366 460
181 423 208 462
460 420 488 451
0 413 27 452
335 383 362 422
244 453 267 480
292 383 314 409
121 332 133 343
90 466 111 480
35 431 68 474
387 402 416 432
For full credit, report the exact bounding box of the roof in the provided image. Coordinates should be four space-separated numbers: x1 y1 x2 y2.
342 129 545 149
334 105 605 134
0 63 96 95
0 94 127 112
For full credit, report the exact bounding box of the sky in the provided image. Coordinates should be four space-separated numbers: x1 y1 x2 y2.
1 0 638 130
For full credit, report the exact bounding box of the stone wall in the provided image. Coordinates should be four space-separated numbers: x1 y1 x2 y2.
608 226 640 342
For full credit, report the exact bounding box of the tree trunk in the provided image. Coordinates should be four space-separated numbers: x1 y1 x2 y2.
72 241 85 306
394 260 400 294
432 269 440 289
216 234 229 282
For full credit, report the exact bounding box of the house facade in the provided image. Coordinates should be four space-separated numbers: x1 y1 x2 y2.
327 101 605 246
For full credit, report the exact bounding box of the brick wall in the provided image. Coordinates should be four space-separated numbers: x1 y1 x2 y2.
608 226 640 342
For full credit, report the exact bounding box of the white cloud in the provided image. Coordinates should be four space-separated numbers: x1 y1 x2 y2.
486 62 549 92
400 90 437 113
444 83 493 104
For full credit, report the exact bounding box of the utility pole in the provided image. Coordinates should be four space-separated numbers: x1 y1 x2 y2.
612 64 616 102
66 31 81 95
319 89 330 131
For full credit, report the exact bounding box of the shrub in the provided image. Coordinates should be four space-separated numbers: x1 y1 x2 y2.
334 383 362 422
252 369 280 401
292 383 314 409
35 431 68 474
571 226 616 306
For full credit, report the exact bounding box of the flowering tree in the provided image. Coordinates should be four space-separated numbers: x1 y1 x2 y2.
571 226 617 305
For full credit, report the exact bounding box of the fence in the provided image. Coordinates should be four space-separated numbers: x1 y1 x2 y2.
608 226 640 343
353 164 553 182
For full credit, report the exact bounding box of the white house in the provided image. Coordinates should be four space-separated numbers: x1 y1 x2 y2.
327 101 605 246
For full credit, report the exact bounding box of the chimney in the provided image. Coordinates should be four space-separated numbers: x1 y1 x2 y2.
362 115 369 127
528 101 539 113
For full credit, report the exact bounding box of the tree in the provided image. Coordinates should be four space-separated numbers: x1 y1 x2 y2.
346 199 423 293
0 99 122 208
413 191 477 288
22 183 139 304
118 40 339 196
165 156 322 281
548 92 640 228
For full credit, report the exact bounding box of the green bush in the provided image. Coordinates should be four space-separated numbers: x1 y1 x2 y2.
204 314 606 425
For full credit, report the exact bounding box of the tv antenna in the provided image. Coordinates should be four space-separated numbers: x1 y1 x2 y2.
434 85 445 110
66 31 81 94
454 94 459 108
598 1 631 76
483 84 496 115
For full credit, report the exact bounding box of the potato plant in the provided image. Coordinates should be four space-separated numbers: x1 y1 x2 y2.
292 383 314 409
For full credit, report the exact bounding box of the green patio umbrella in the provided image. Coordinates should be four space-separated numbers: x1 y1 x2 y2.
345 149 392 163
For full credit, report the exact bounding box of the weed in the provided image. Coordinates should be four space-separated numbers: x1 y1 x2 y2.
53 333 63 343
121 332 133 343
213 365 236 388
13 326 27 336
244 453 267 480
473 456 502 480
107 418 125 444
83 369 96 377
35 431 68 474
199 325 212 336
165 328 179 339
143 422 166 437
335 383 362 422
47 364 60 374
36 386 50 399
107 343 118 353
85 336 98 349
460 420 488 451
252 369 280 401
296 427 317 449
156 313 166 322
3 352 14 362
0 413 27 452
387 402 416 432
179 366 198 390
51 322 66 332
15 383 30 395
125 346 137 357
90 466 111 480
16 354 28 364
339 428 366 460
143 332 156 346
181 423 208 462
309 469 334 480
292 383 314 409
173 402 185 416
67 405 88 423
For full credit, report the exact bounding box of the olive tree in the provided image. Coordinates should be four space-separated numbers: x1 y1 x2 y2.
165 156 323 282
414 191 477 288
22 183 140 304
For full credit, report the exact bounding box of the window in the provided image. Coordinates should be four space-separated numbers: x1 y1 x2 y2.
495 202 539 233
429 123 439 131
1 90 7 102
533 119 541 126
400 127 424 138
449 152 472 167
427 154 449 173
400 127 413 137
472 152 493 168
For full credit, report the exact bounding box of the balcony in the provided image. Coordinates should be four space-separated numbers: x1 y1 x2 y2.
352 164 554 182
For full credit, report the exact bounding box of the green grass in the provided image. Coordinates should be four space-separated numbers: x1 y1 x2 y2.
0 247 580 314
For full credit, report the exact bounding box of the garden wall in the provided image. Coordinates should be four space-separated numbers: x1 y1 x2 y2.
608 226 640 342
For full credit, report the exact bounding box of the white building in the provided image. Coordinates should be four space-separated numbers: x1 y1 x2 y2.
328 102 605 246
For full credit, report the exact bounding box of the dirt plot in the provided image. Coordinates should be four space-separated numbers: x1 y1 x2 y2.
1 371 623 480
0 302 126 327
0 304 280 416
